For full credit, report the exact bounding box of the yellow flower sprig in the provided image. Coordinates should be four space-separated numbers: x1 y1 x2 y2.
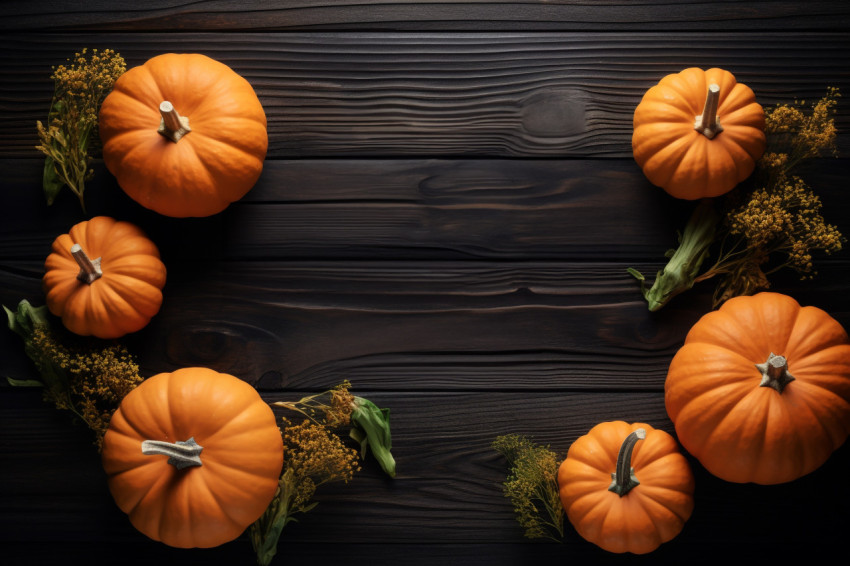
274 380 397 478
5 299 143 451
249 418 361 566
36 48 126 213
492 434 564 542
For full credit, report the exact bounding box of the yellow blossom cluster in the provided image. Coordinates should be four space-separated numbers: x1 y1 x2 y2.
703 88 846 306
762 86 839 169
250 417 361 565
492 434 564 542
281 417 361 508
36 48 126 211
31 326 143 450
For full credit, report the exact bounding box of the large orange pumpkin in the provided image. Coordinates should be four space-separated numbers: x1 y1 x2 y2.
101 367 283 548
666 292 850 484
43 216 166 339
99 53 268 217
632 67 766 200
558 421 694 554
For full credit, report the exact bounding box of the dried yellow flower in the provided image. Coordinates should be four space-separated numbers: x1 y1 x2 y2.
6 300 143 452
493 434 564 542
36 48 126 212
31 326 143 451
249 417 361 566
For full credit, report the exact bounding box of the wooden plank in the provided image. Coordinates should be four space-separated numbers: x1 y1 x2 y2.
2 32 849 158
1 387 847 562
4 256 849 391
1 1 849 31
3 159 849 262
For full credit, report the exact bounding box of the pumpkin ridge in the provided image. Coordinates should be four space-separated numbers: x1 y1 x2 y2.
188 129 267 172
644 134 695 189
781 380 850 448
100 273 164 315
191 467 247 530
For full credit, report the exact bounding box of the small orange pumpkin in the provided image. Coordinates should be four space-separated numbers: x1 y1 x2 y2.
558 421 694 554
99 53 268 217
43 216 166 339
101 367 284 548
666 292 850 484
632 67 766 200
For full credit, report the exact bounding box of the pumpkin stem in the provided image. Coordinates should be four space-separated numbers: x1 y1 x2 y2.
608 428 646 497
141 437 204 470
70 243 102 284
158 101 192 143
755 353 796 394
694 83 724 139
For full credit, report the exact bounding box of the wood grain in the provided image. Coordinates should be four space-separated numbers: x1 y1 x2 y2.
1 387 847 564
2 1 849 31
2 5 850 565
3 159 849 262
2 33 849 158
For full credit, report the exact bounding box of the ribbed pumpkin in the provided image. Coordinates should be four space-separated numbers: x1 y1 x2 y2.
666 292 850 484
632 67 766 200
558 421 694 554
43 216 166 339
99 53 268 217
101 367 283 548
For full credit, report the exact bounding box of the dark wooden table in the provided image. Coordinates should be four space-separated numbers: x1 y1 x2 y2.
2 2 849 564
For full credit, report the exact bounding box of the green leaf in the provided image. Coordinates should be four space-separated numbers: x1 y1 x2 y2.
42 155 65 206
6 377 44 387
5 299 51 339
350 397 396 478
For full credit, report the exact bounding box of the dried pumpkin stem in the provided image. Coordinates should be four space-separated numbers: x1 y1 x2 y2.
70 243 102 284
694 83 724 139
158 101 191 143
755 353 796 394
608 428 646 497
141 437 204 470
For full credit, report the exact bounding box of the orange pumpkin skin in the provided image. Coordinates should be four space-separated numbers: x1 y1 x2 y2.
666 292 850 485
99 53 268 218
43 216 166 339
632 67 766 200
101 367 283 549
558 421 694 554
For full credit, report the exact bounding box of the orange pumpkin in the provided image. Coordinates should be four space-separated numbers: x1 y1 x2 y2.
101 367 284 548
99 53 268 217
43 216 166 339
632 67 766 200
558 421 694 554
666 292 850 484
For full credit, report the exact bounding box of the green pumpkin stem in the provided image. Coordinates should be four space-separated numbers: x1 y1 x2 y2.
70 243 102 284
755 353 796 394
694 83 724 139
608 428 646 497
141 437 204 470
157 101 191 143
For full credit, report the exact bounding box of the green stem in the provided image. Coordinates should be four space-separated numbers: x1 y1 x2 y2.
628 199 720 311
608 428 646 497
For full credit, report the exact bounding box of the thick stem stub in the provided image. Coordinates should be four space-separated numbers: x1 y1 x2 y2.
141 437 204 470
70 243 102 284
608 428 646 497
158 101 191 143
755 353 796 394
694 83 724 139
